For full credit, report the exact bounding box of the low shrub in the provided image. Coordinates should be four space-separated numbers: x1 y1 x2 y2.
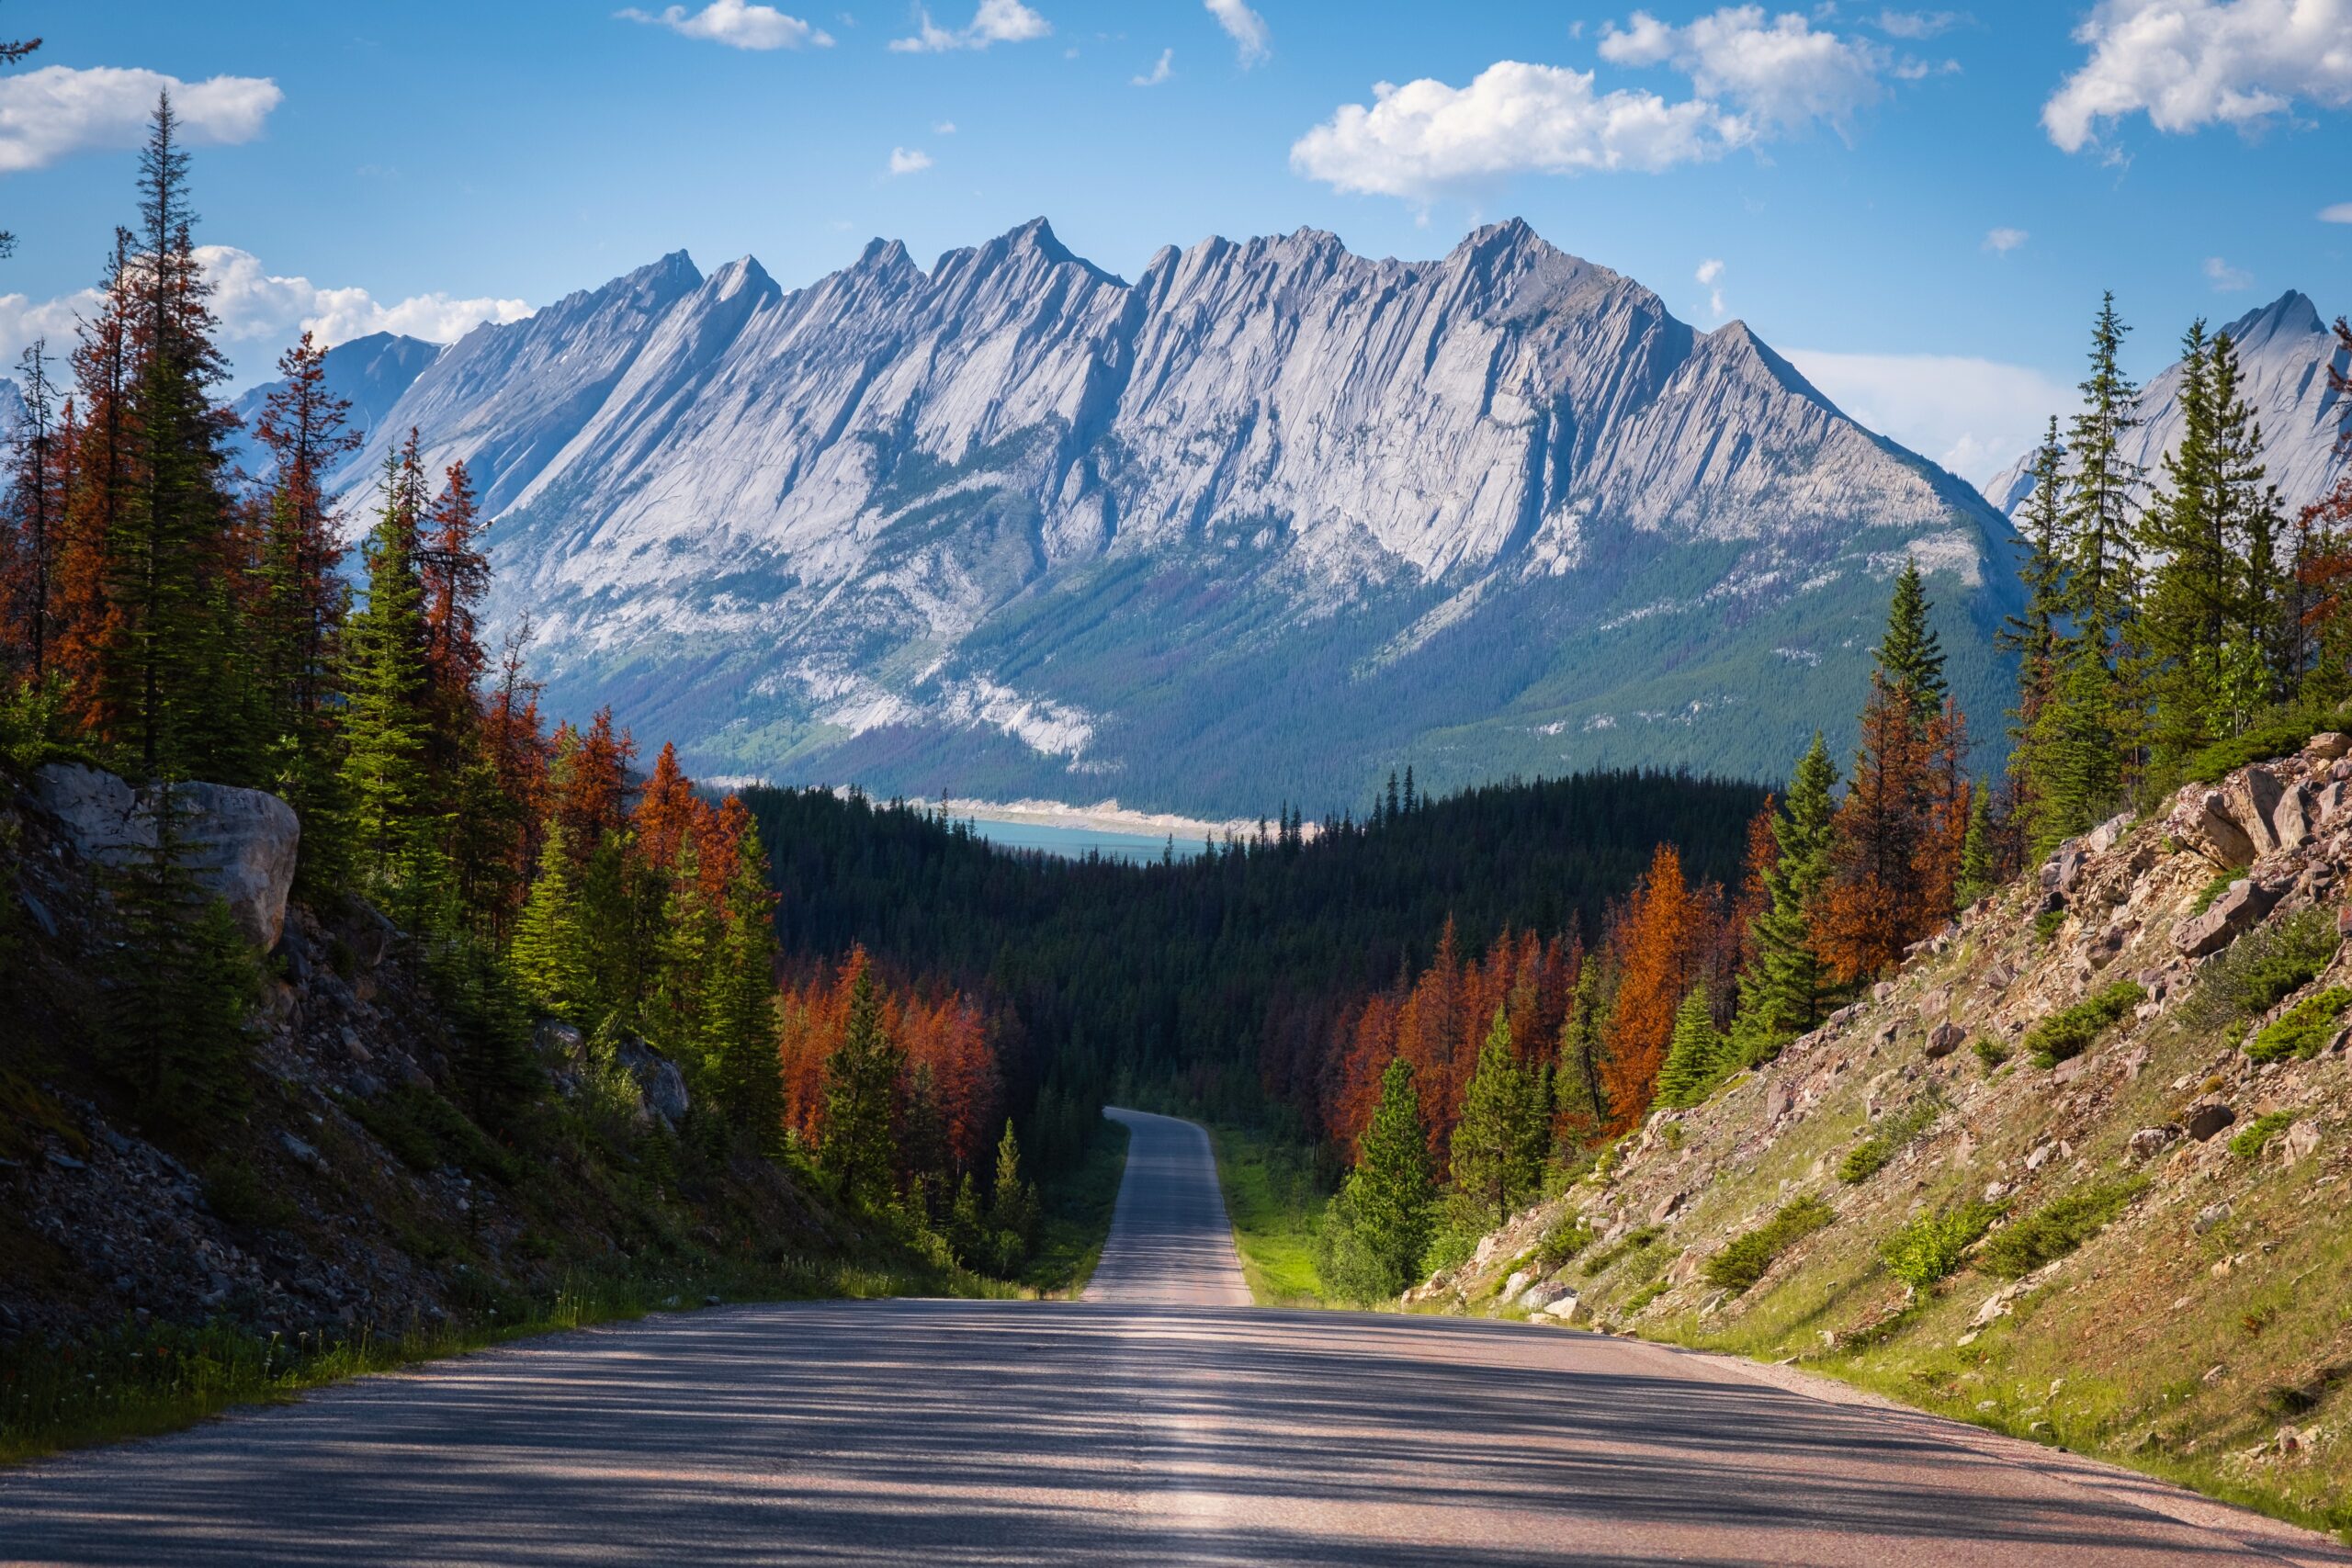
2228 1111 2299 1159
200 1157 298 1230
1979 1177 2145 1280
1702 1195 1835 1294
2179 908 2341 1038
2246 988 2352 1063
2033 908 2067 944
2186 706 2330 784
1973 1036 2011 1070
1581 1224 1663 1277
1534 1214 1596 1272
2188 868 2239 917
1838 1091 1945 1185
1622 1280 1668 1314
2021 982 2144 1069
1881 1201 2000 1289
341 1087 523 1185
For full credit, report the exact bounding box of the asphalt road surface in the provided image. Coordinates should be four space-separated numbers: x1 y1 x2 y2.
3 1105 2343 1566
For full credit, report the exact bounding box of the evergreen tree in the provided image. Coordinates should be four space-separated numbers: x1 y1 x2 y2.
104 783 260 1135
2001 419 2068 834
2141 321 2233 771
3 340 62 682
1318 1056 1437 1302
507 826 591 1024
2207 333 2291 709
821 966 900 1208
1729 733 1837 1061
987 1119 1038 1246
1653 985 1731 1109
2062 293 2145 648
1877 558 1947 726
1554 962 1611 1136
1956 788 1996 907
337 438 438 916
704 825 783 1142
1449 1008 1544 1226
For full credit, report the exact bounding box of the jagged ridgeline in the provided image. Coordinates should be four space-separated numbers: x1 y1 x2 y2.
744 767 1769 1127
236 220 2020 816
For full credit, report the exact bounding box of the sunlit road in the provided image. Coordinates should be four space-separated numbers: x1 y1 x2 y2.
1 1105 2340 1565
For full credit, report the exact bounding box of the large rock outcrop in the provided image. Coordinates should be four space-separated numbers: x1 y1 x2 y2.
32 763 300 949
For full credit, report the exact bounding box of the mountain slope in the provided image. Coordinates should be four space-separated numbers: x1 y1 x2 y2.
1984 291 2347 517
225 332 441 487
300 220 2020 814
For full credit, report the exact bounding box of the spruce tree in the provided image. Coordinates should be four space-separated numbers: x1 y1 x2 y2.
1877 558 1947 727
704 827 783 1143
337 439 438 918
2207 333 2291 711
1449 1009 1543 1227
1554 963 1611 1134
1654 985 1730 1109
1955 789 1996 907
1319 1055 1437 1302
821 967 900 1208
1729 732 1838 1060
2141 321 2231 772
507 826 591 1025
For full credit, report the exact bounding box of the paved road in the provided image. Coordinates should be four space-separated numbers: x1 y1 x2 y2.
2 1105 2343 1566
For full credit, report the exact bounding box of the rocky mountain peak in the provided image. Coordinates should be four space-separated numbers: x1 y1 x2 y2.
2223 288 2325 354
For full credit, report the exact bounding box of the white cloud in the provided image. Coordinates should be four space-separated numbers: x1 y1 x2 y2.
933 119 958 133
1290 62 1752 199
1983 225 2028 253
1873 8 1962 39
0 65 282 175
1598 6 1885 132
2320 200 2352 221
1204 0 1272 67
616 0 833 49
0 247 530 389
888 145 933 175
2203 254 2253 291
1133 48 1174 86
889 0 1050 51
1696 256 1726 317
1782 347 2076 485
2043 0 2352 153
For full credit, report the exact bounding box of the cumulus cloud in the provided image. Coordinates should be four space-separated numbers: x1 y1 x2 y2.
889 0 1050 52
1873 8 1964 39
2043 0 2352 153
933 119 958 133
887 145 933 175
2323 200 2352 221
1133 48 1174 86
1782 348 2076 485
0 247 530 387
1204 0 1272 67
1598 6 1884 132
616 0 833 49
1983 225 2028 253
2204 254 2253 291
1696 257 1726 317
0 65 282 174
1291 62 1752 198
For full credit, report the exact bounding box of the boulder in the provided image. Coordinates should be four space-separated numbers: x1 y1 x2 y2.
2193 1201 2233 1234
2223 767 2286 856
2170 789 2256 869
2172 878 2281 959
617 1040 692 1128
2272 784 2316 852
1925 1023 1967 1059
1539 1292 1588 1326
2054 845 2089 893
1521 1280 1575 1313
33 763 300 949
2281 1121 2322 1168
1500 1269 1532 1303
2306 732 2351 761
2127 1125 2181 1161
2085 812 2133 854
2184 1101 2237 1142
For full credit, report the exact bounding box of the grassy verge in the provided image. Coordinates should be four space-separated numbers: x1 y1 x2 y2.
0 1253 1018 1469
1021 1115 1132 1297
1204 1122 1332 1306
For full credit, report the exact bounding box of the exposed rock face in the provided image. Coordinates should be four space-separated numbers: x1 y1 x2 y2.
32 764 300 949
274 219 2018 812
2172 879 2279 958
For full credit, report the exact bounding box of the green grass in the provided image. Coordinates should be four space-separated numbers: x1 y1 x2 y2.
0 1254 1020 1468
1881 1201 2000 1289
1838 1091 1945 1185
1020 1116 1132 1296
1979 1177 2147 1280
1703 1196 1835 1293
2021 982 2143 1069
1204 1122 1332 1305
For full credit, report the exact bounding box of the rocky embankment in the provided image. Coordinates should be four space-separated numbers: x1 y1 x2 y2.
1428 736 2352 1532
1 764 850 1351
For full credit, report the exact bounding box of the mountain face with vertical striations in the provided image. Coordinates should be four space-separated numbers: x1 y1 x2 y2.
1983 290 2347 521
290 219 2019 815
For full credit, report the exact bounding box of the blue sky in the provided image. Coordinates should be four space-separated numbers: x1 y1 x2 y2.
3 0 2347 482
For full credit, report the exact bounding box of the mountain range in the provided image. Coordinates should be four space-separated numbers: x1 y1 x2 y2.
1983 290 2346 520
185 222 2037 814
